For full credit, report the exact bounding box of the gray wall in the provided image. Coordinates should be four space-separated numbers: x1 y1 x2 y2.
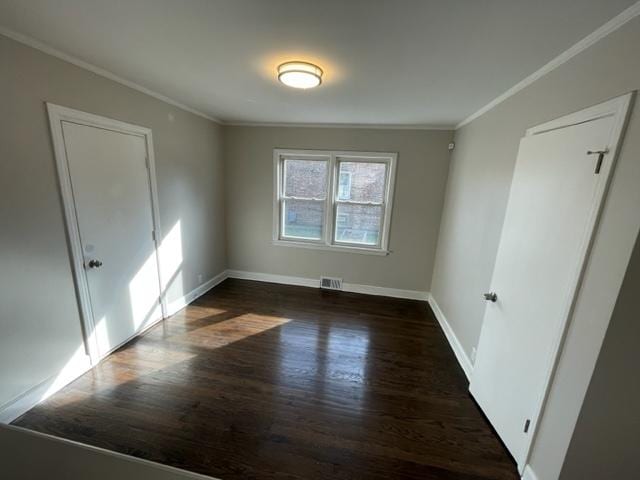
560 235 640 479
223 126 452 292
431 16 640 480
0 35 226 410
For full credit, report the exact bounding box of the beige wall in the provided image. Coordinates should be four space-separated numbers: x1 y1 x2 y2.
0 35 225 410
560 235 640 479
223 126 453 292
431 16 640 480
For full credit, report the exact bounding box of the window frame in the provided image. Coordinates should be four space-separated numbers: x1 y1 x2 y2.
273 149 397 255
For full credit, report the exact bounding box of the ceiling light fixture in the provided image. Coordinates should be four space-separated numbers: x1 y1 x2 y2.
277 61 323 89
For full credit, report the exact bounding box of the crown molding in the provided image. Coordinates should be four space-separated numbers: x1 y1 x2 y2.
222 121 454 131
7 0 639 133
456 1 640 129
0 25 451 131
0 26 221 124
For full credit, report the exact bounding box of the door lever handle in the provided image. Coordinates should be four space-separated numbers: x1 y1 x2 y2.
587 149 608 174
483 292 498 302
87 259 103 269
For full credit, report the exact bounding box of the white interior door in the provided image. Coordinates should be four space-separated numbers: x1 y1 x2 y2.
470 96 632 468
61 121 162 358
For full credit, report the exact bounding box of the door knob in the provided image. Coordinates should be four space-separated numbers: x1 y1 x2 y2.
87 259 103 269
483 292 498 302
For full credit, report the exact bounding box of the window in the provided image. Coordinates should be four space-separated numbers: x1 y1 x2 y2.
274 149 397 254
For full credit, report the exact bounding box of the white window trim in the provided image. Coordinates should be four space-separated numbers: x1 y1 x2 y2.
273 149 397 255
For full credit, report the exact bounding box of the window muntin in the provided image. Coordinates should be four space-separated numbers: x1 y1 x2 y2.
274 150 396 253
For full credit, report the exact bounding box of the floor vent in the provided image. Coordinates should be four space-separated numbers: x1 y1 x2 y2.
320 276 343 290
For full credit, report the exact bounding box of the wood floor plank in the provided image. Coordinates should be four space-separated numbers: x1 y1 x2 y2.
13 279 518 480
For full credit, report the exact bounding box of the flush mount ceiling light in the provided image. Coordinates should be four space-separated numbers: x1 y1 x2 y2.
277 61 323 89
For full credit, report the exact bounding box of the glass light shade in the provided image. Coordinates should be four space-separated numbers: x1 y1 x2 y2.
277 61 323 89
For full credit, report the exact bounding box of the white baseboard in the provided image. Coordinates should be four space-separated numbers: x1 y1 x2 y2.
428 293 473 380
166 270 228 316
521 465 539 480
226 270 317 288
342 282 429 301
0 353 92 424
226 269 429 301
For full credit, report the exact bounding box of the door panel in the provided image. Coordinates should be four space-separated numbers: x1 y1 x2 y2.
63 122 161 357
469 115 615 466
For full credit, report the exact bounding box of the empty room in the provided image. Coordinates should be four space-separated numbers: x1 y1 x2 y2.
1 1 639 479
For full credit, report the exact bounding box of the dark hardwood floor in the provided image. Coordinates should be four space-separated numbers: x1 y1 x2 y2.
14 279 518 480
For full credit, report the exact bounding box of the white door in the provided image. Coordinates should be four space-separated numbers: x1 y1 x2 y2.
61 121 162 358
470 96 632 468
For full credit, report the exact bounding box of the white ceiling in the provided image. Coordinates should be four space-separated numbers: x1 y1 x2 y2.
0 0 636 126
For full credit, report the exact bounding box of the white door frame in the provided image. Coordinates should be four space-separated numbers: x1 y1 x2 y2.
47 103 167 364
504 92 634 472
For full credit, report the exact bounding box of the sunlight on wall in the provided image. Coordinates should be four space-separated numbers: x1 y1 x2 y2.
128 249 163 330
40 344 90 402
128 219 184 333
158 220 184 297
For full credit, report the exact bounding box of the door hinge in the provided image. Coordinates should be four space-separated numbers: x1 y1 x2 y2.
151 230 156 242
587 149 608 174
145 155 150 169
524 419 531 433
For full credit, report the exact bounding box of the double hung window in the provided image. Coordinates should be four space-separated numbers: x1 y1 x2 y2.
274 149 396 254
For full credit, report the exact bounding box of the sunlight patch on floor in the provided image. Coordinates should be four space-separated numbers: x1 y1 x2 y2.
176 313 291 349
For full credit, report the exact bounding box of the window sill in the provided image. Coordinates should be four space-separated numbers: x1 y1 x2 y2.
272 239 389 256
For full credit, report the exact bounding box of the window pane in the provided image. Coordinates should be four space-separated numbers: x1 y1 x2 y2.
337 172 352 200
335 204 382 245
337 162 386 203
283 199 324 240
284 159 327 199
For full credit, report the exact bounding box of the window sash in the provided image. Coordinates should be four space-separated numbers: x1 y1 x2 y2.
279 198 326 243
281 156 329 201
278 154 330 244
333 203 386 247
331 159 389 249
